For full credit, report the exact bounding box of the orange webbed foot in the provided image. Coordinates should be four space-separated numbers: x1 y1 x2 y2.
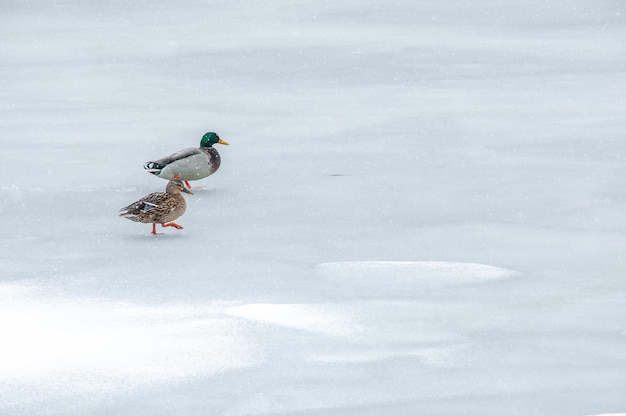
162 222 184 229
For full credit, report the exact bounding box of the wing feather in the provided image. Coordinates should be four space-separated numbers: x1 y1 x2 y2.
150 148 202 165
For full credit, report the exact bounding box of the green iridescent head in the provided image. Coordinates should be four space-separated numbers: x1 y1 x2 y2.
200 132 229 147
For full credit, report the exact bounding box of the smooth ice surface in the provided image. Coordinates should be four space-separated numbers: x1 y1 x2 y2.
1 0 625 415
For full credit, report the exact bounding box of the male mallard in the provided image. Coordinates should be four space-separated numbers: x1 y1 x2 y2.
144 132 229 188
119 179 192 235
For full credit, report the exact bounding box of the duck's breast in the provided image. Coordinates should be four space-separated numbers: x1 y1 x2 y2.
159 152 215 180
158 194 186 223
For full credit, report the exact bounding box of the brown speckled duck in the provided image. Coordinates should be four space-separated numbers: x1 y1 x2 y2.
119 179 192 235
143 132 229 188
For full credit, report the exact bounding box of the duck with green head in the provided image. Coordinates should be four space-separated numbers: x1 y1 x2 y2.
144 132 229 188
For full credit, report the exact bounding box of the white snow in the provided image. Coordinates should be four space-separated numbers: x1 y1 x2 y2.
0 284 255 380
1 0 625 415
586 414 626 416
226 303 357 336
317 261 519 296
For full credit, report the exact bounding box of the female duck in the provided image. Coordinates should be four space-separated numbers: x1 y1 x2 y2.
144 132 229 188
120 179 192 235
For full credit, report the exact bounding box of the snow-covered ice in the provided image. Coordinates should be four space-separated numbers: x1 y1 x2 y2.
1 0 625 415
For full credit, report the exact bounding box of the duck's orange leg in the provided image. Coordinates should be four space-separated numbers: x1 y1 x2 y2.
173 175 191 189
151 223 157 234
162 222 184 229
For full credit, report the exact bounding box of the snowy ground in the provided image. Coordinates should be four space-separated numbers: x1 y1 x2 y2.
1 1 625 415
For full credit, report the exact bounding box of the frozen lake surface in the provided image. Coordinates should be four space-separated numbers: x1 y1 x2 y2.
1 1 625 415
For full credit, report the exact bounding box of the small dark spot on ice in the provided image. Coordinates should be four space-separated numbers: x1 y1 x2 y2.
330 173 348 177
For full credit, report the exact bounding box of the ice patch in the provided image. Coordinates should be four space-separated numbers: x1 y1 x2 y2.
317 261 519 297
310 345 461 368
585 414 626 416
225 303 357 336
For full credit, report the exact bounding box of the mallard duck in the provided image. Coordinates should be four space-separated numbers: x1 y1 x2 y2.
144 132 229 188
119 179 192 235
